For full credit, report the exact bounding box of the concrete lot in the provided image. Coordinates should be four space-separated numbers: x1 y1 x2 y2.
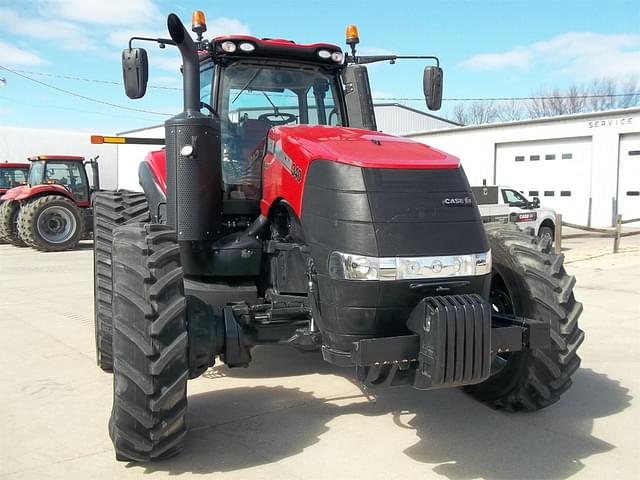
0 236 639 480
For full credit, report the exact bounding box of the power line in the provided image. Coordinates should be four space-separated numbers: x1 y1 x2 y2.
11 69 182 91
378 93 640 102
8 69 640 103
0 65 173 116
3 66 639 117
0 95 163 122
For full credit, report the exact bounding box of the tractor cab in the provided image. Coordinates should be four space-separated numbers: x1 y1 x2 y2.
0 163 30 197
27 155 91 202
200 45 346 201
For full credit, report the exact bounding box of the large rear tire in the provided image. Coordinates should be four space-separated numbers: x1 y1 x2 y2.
0 200 27 247
465 224 584 411
94 191 149 373
17 195 84 251
110 223 188 462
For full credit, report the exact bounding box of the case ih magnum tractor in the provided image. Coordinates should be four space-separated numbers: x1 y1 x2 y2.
94 12 584 462
0 155 99 251
0 162 29 244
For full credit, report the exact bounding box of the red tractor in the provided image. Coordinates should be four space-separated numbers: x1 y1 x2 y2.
0 155 100 251
94 12 583 462
0 162 30 244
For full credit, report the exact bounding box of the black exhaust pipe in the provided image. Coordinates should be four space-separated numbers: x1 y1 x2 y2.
164 13 222 257
167 14 200 114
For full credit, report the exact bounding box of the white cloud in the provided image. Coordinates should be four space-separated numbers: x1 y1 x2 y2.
462 48 531 70
40 0 162 26
0 41 45 66
0 7 94 50
206 17 250 37
461 32 640 78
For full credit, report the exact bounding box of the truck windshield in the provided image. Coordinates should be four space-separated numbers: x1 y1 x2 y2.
217 61 344 200
502 189 529 207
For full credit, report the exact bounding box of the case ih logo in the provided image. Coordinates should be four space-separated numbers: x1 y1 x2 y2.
442 196 472 206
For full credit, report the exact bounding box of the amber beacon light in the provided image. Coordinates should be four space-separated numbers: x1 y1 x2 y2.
192 10 207 40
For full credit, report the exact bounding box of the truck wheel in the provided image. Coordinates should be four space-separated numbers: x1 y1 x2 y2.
538 225 554 243
110 223 188 462
465 225 584 411
17 195 84 251
94 191 150 373
0 201 27 247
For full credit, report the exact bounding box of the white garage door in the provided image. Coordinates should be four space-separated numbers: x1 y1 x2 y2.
496 137 592 224
618 133 640 225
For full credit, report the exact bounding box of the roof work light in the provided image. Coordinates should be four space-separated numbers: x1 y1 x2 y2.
345 24 359 57
192 10 207 41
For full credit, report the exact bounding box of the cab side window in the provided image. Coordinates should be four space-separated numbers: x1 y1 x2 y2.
46 161 88 202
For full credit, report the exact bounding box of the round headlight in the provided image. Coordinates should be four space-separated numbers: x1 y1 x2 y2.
331 51 344 63
317 49 331 59
221 41 237 53
239 42 255 52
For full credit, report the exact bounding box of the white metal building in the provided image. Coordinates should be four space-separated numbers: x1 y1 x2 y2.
0 126 119 189
407 108 640 227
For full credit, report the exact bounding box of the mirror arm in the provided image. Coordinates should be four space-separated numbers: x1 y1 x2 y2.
128 36 176 50
350 54 440 67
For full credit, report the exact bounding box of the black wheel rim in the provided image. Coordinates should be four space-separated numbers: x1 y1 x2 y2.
489 275 515 375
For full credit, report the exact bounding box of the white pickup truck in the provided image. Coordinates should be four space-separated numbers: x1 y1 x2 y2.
472 185 557 241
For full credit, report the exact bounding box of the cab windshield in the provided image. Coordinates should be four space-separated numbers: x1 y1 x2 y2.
0 167 28 189
28 161 45 185
208 61 344 200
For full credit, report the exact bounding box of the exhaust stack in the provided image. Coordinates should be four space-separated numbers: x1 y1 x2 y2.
164 13 222 249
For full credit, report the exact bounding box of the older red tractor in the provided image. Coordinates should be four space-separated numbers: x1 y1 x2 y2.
0 162 30 245
0 155 99 251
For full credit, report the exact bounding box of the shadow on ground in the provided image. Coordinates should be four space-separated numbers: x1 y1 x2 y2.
135 346 631 479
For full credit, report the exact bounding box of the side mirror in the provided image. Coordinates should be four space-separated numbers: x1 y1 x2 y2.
122 48 149 99
423 66 443 111
532 197 541 208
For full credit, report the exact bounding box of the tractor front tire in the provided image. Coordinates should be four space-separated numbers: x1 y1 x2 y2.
0 201 27 247
18 195 84 251
94 191 149 373
465 224 584 411
110 223 188 462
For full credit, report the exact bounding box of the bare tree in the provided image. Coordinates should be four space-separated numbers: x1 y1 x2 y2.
495 99 526 122
451 101 498 125
446 77 640 125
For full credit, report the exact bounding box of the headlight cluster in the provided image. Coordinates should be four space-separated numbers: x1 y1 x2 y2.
220 41 256 53
317 49 344 63
328 251 492 281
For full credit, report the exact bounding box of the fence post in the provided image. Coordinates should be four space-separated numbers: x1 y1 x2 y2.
613 214 622 253
555 213 562 254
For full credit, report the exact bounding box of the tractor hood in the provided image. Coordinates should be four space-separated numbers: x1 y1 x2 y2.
0 184 73 201
0 185 29 201
269 125 460 170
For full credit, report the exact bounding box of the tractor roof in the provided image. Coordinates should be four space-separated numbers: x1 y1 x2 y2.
28 155 85 162
0 162 30 169
210 35 343 66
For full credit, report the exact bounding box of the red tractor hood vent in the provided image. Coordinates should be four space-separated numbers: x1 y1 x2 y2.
269 125 460 170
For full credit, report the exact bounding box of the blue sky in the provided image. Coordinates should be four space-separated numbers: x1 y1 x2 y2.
0 0 639 133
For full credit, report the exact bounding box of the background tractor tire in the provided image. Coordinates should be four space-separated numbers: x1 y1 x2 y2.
18 195 84 251
94 191 149 373
0 200 27 247
465 224 584 411
110 223 188 462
